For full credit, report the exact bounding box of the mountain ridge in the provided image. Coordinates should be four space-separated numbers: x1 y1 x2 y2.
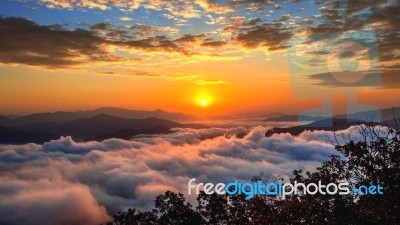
264 107 400 122
0 112 206 144
0 107 196 127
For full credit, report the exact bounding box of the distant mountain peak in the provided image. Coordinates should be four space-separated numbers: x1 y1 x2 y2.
91 113 117 119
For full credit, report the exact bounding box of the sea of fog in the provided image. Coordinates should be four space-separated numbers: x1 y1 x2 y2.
0 120 367 225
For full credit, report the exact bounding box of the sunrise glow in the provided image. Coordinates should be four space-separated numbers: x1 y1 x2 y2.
200 98 208 106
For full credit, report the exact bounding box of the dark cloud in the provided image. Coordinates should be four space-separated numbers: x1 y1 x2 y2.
0 17 116 68
122 23 180 38
201 40 227 48
130 23 166 33
292 0 400 89
222 17 264 34
368 3 400 65
308 71 381 88
232 21 293 51
90 22 113 31
89 22 130 41
0 17 208 68
2 0 399 70
122 35 195 56
225 0 298 12
306 1 400 64
174 34 207 43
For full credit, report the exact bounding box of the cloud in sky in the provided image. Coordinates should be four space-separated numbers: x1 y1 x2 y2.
38 0 203 18
0 17 115 68
302 0 400 67
230 19 293 51
0 17 237 69
0 125 370 225
1 1 399 74
0 16 232 75
119 16 132 21
0 0 399 92
36 0 284 16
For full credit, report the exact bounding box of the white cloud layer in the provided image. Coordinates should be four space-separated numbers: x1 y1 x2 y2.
0 125 366 225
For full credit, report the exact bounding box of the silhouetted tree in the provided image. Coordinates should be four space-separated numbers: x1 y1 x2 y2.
106 208 157 225
197 192 228 224
333 124 400 224
154 191 202 225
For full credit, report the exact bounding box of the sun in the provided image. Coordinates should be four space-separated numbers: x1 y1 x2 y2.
196 93 212 108
200 98 208 106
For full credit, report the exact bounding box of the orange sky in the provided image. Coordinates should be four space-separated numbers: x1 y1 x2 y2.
0 0 399 116
0 52 301 115
1 56 396 116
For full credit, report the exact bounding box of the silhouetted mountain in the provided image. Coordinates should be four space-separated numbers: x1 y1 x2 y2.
265 118 400 137
336 107 400 121
90 107 195 121
14 114 203 137
265 118 354 136
264 107 400 122
0 126 58 144
4 115 22 119
0 107 196 127
0 115 10 124
0 113 206 144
